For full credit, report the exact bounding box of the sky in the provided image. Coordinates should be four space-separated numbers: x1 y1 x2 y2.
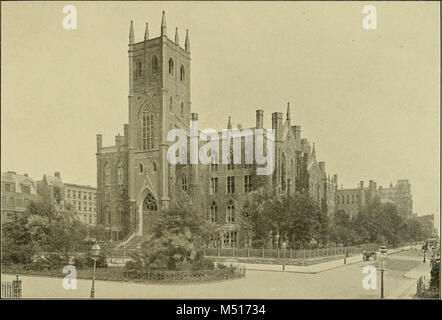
1 2 440 227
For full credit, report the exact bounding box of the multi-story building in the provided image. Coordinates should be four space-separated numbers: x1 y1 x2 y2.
64 183 97 226
1 171 41 223
95 13 337 245
37 172 97 226
336 179 413 217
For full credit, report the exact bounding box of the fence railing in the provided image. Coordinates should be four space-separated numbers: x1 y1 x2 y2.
1 276 22 298
2 264 246 284
123 266 246 283
203 246 374 260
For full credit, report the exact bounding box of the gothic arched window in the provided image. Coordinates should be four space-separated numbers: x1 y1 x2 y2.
180 102 184 117
104 162 111 185
152 56 159 73
142 107 154 150
106 207 111 225
226 201 235 223
168 58 174 75
152 161 157 172
136 60 143 78
210 201 217 222
143 193 158 211
180 65 185 81
117 162 124 185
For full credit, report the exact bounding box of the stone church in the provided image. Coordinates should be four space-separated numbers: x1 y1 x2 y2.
96 12 337 246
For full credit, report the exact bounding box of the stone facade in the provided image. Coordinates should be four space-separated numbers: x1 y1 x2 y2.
1 171 40 223
95 14 338 245
336 179 413 217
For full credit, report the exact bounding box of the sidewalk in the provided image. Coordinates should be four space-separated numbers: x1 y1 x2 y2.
386 261 430 299
225 254 364 274
229 246 411 274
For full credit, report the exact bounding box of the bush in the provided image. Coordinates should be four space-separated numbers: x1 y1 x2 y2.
192 258 215 271
125 258 144 271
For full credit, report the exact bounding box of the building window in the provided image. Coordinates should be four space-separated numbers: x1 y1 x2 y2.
227 176 235 194
135 60 143 78
22 185 31 194
223 231 237 248
180 65 185 81
347 195 350 204
244 175 252 193
105 186 111 201
153 161 157 172
180 102 184 117
104 162 111 185
181 178 187 191
4 184 11 192
168 58 174 75
210 178 218 195
152 55 158 73
117 163 124 185
169 96 173 112
210 202 217 222
139 163 143 173
226 201 235 223
351 195 355 204
210 163 218 173
227 151 234 170
143 193 158 211
106 207 111 225
142 107 154 150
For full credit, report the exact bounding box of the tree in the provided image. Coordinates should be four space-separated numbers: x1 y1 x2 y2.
329 210 354 246
131 198 218 271
2 199 90 265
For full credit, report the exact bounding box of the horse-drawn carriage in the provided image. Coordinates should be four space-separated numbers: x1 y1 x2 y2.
363 250 377 261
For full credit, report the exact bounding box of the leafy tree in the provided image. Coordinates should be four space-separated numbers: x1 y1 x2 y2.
130 198 218 271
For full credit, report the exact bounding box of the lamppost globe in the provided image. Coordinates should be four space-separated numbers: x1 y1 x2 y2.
91 243 101 259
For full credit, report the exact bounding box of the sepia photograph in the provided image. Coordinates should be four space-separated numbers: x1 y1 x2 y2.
0 0 440 306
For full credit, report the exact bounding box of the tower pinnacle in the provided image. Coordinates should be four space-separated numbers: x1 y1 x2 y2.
312 142 316 159
144 22 149 40
185 29 190 51
129 20 134 44
227 116 232 130
161 11 167 36
286 102 291 122
175 27 179 45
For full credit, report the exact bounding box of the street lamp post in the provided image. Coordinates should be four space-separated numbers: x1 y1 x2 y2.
90 242 101 299
282 242 287 271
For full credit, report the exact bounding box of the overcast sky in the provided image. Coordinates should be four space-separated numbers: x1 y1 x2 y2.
1 2 439 226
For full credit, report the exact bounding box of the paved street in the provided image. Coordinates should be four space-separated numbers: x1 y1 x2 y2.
1 249 429 299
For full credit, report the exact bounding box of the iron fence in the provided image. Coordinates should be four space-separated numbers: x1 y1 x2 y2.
123 266 246 283
203 246 371 260
1 276 22 298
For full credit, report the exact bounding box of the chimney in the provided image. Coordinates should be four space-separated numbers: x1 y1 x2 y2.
191 112 198 121
124 124 129 145
54 172 60 178
116 134 124 148
271 112 283 141
96 134 103 153
256 110 264 129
